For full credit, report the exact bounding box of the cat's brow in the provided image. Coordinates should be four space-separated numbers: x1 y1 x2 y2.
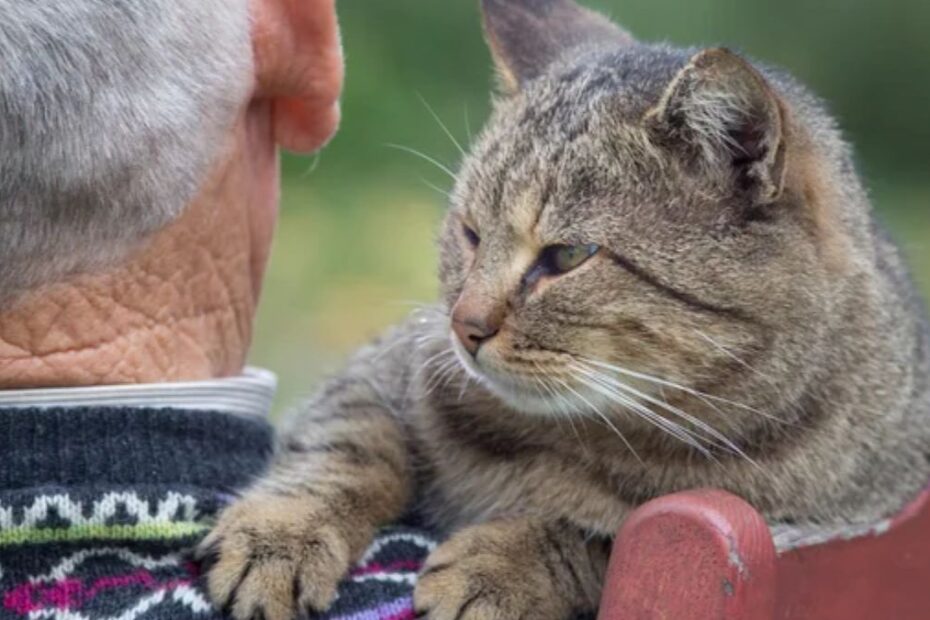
507 189 545 240
530 177 557 239
606 250 759 324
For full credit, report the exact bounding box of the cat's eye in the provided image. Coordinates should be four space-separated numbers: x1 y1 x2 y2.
462 223 480 247
540 243 600 275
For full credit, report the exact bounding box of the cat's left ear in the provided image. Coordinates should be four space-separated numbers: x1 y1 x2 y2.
481 0 634 94
645 48 788 204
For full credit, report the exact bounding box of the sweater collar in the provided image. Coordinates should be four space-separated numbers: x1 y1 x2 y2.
0 367 276 420
0 405 274 492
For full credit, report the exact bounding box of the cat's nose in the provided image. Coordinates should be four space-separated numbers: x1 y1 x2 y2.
452 316 500 356
451 297 504 356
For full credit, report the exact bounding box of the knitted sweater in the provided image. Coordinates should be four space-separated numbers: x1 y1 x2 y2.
0 407 438 620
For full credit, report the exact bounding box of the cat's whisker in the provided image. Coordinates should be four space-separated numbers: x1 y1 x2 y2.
389 301 445 316
531 364 589 454
694 330 777 384
421 361 456 393
300 152 322 177
534 370 574 419
551 375 644 464
463 104 473 145
575 377 708 457
411 336 441 352
530 372 566 422
371 305 449 361
570 368 713 459
573 363 747 464
384 143 457 180
436 356 465 392
423 354 463 396
410 319 452 350
434 352 463 379
419 176 453 200
422 368 452 398
540 376 592 458
411 326 449 346
418 345 455 368
415 348 457 387
373 339 406 362
581 356 781 424
690 331 811 429
417 93 466 157
457 370 473 402
416 332 450 346
573 362 750 459
411 303 449 318
375 329 441 363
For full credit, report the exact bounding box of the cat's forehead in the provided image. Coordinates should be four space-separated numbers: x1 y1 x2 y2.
459 45 692 204
502 44 692 134
451 44 713 247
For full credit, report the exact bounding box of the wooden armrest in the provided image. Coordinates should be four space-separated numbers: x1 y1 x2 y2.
598 489 775 620
598 486 930 620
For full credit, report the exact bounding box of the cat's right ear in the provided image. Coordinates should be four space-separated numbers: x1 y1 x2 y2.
644 48 788 204
481 0 633 94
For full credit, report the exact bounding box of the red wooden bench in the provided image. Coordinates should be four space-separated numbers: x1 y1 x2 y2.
598 487 930 619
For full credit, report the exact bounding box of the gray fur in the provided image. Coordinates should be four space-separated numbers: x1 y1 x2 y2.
424 28 930 526
481 0 633 90
278 0 930 561
0 0 252 301
207 2 930 618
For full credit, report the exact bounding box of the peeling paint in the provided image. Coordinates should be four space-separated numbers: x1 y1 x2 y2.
722 578 735 597
726 533 749 579
771 517 894 552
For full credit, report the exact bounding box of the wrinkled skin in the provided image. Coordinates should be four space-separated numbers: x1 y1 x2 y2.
0 0 343 388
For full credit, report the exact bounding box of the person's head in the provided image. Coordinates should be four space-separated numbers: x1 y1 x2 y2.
0 0 342 386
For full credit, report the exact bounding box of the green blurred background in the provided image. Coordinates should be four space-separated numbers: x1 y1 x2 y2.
253 0 930 415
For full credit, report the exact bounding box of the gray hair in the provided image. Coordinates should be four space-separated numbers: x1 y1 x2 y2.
0 0 253 300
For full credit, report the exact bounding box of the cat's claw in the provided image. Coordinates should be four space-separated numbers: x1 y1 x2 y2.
413 524 574 620
197 493 353 620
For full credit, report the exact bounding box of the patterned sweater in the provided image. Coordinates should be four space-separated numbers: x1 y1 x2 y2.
0 407 438 620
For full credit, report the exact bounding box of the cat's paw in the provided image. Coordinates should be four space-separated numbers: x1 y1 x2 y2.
413 523 573 620
196 493 358 620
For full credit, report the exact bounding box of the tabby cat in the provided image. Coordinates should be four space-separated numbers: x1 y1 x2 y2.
201 1 930 618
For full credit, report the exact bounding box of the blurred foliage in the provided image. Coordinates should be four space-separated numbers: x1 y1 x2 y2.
253 0 930 414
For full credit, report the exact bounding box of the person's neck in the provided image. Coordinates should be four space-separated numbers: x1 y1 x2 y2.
0 105 278 389
0 266 252 389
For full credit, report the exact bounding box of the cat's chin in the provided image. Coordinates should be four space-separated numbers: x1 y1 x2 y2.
450 338 591 417
482 378 572 417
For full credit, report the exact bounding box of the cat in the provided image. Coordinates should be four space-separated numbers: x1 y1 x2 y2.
199 1 930 618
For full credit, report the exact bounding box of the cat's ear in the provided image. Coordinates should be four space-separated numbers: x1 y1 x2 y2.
481 0 634 93
645 48 788 204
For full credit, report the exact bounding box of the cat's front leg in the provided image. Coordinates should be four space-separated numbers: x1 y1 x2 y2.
414 518 609 620
197 371 413 620
197 489 374 620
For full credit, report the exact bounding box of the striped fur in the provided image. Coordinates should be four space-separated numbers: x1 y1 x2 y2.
202 2 930 618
